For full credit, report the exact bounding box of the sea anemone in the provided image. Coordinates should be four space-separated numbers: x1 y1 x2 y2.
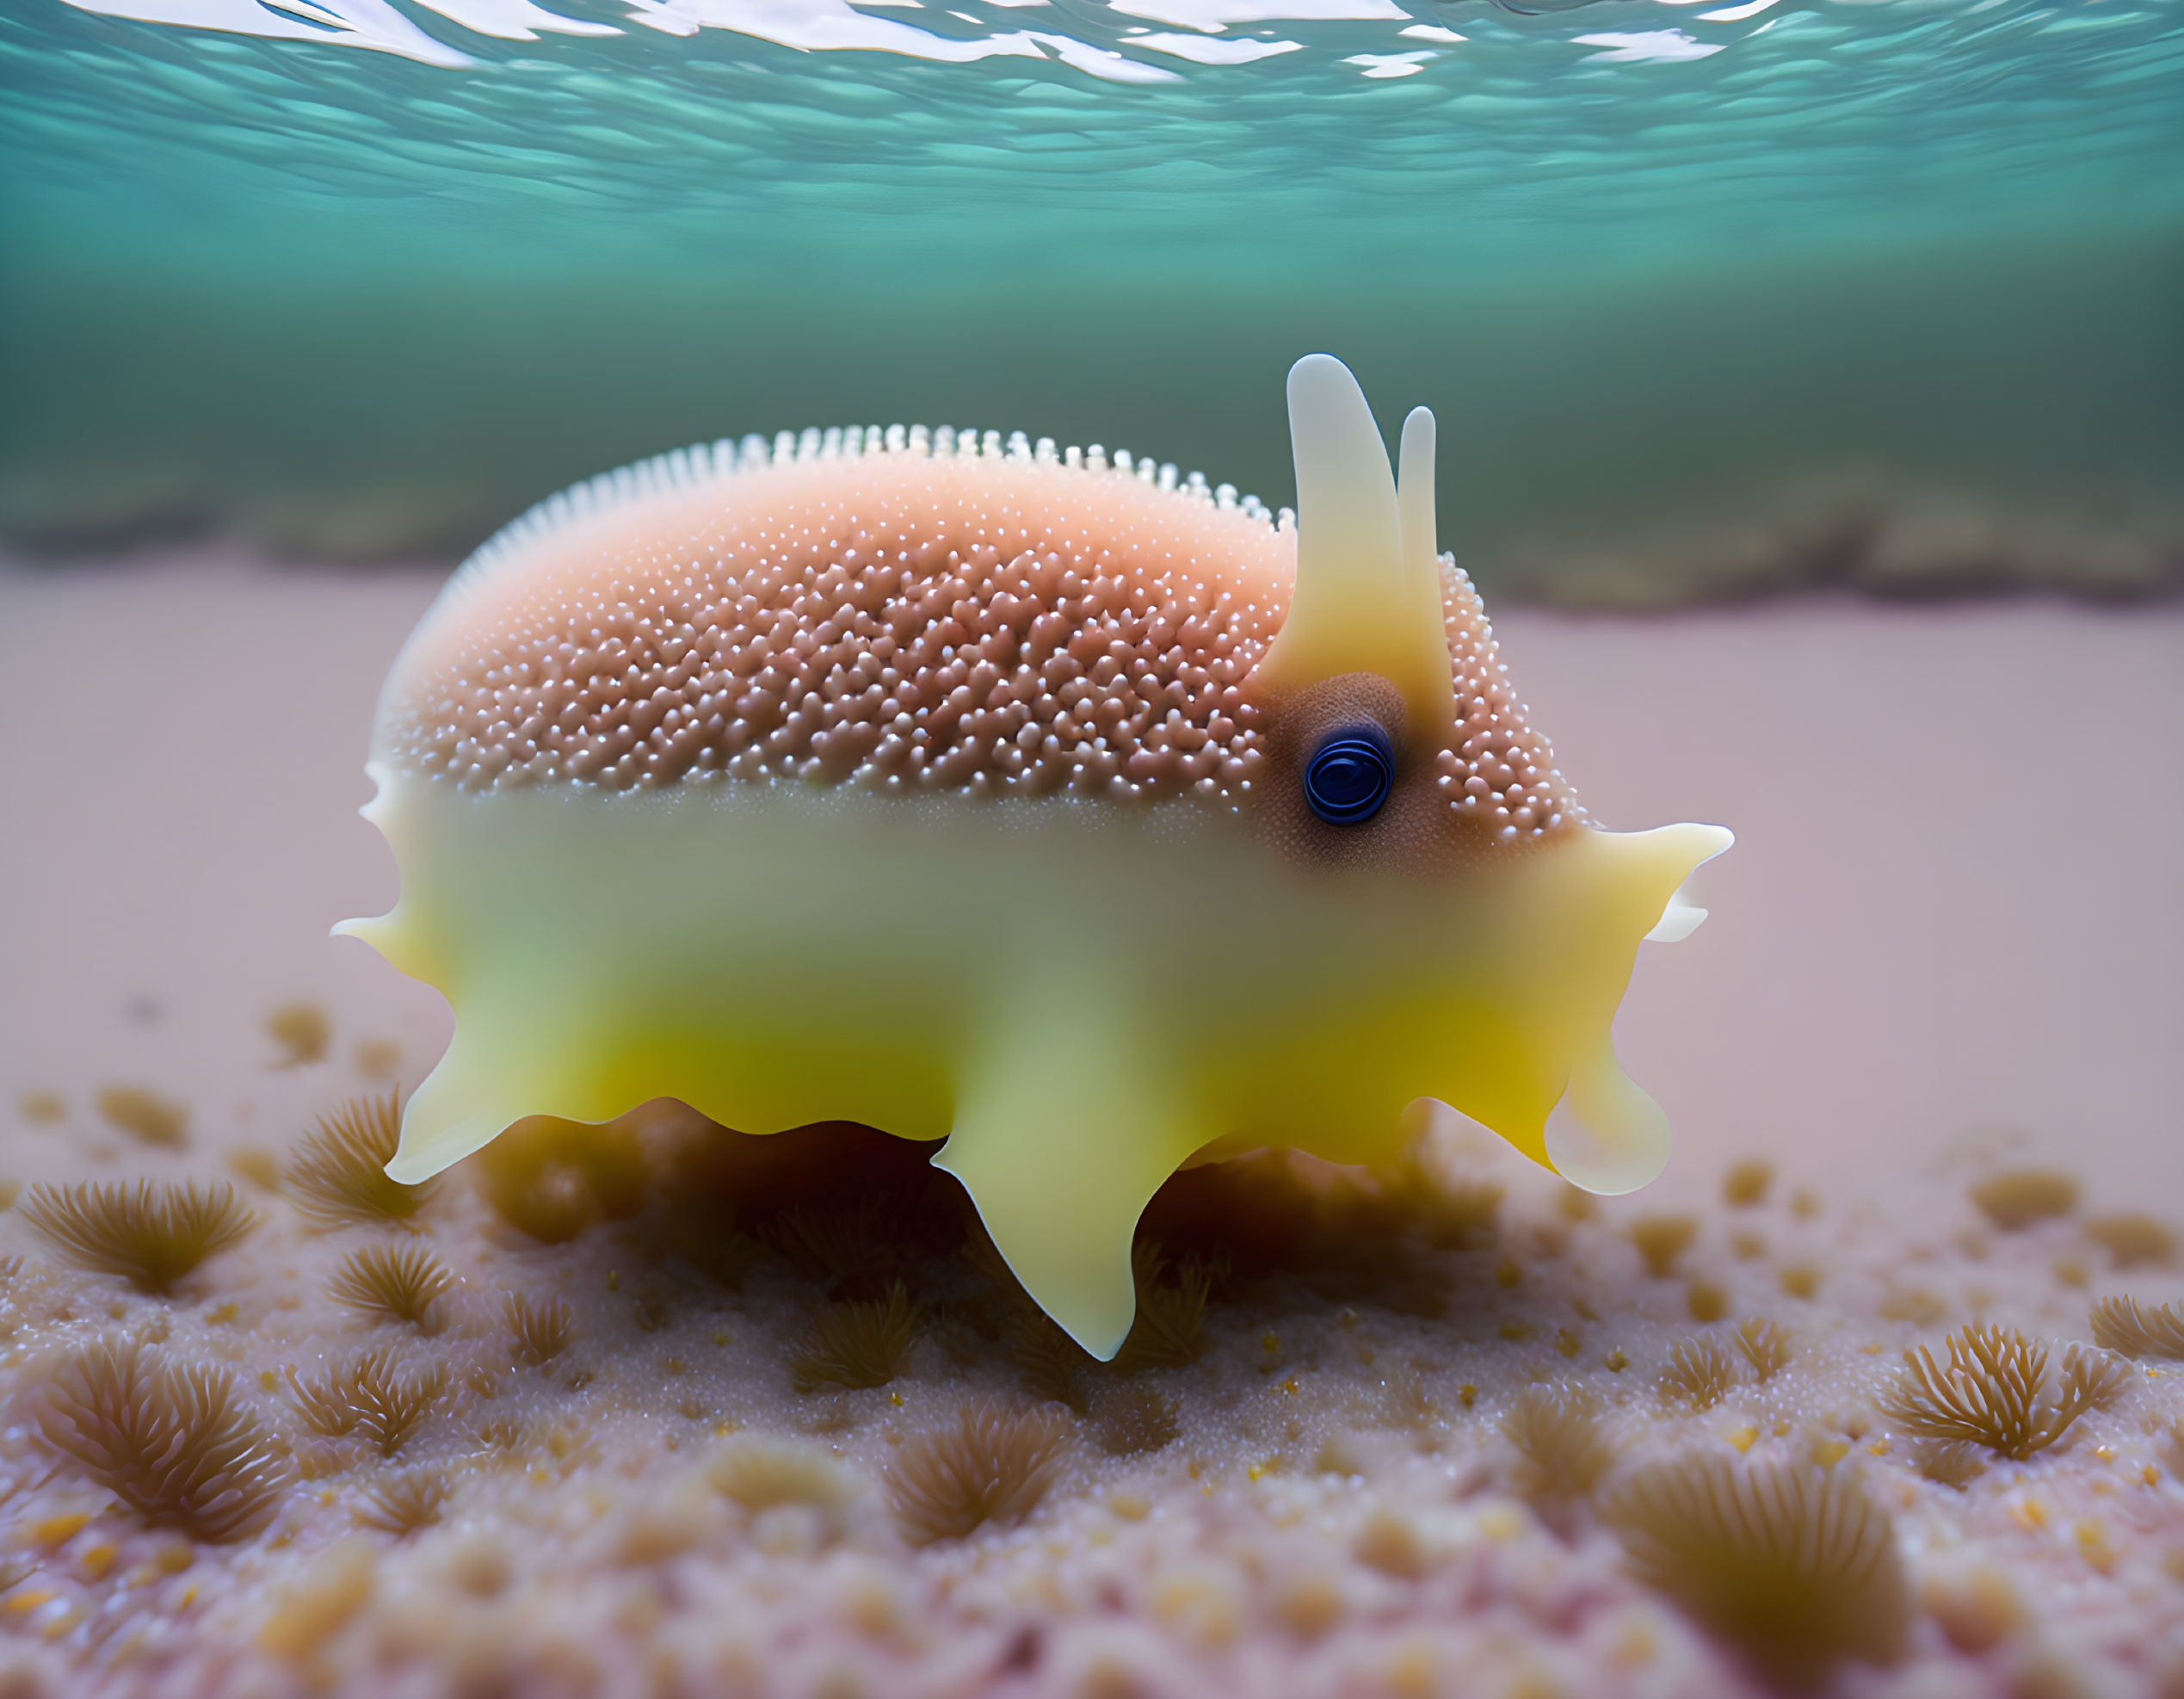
1880 1323 2131 1460
2088 1295 2184 1361
330 1243 453 1330
767 1190 900 1296
36 1335 288 1541
20 1179 254 1292
1909 1440 1989 1489
792 1281 917 1393
1353 1509 1429 1579
886 1400 1070 1545
1005 1307 1091 1411
473 1413 531 1454
1879 1286 1949 1326
1602 1449 1909 1680
1687 1279 1731 1323
1630 1214 1698 1279
18 1089 66 1124
1735 1318 1793 1381
1111 1242 1211 1373
357 1468 450 1533
2083 1214 2176 1269
95 1086 188 1147
287 1092 435 1230
1968 1170 2078 1231
1722 1160 1774 1208
506 1292 574 1365
705 1435 856 1517
1094 1383 1181 1456
1658 1335 1739 1411
266 1001 332 1068
1500 1382 1616 1502
1405 1173 1505 1251
289 1347 447 1455
662 1213 756 1288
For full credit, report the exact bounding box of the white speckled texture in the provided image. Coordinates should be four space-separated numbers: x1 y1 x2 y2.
2 1090 2181 1698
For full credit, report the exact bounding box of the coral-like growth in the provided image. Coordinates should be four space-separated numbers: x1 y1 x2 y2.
663 1213 756 1288
354 1039 403 1079
1005 1307 1091 1412
1722 1160 1774 1208
1879 1287 1947 1326
229 1148 282 1192
358 1468 449 1532
330 1243 453 1330
96 1086 188 1147
287 1093 435 1230
2055 1343 2132 1412
474 1115 650 1244
1602 1451 1909 1680
1659 1336 1739 1410
965 1221 1101 1407
1687 1279 1730 1323
2088 1295 2184 1362
1880 1323 2129 1460
18 1089 66 1124
1780 1263 1822 1300
266 1001 332 1068
1501 1383 1616 1502
1094 1383 1181 1456
21 1179 255 1292
2083 1214 2176 1269
767 1190 900 1297
506 1292 574 1365
37 1336 288 1541
1735 1318 1793 1381
705 1435 855 1516
290 1348 447 1455
473 1413 531 1454
1393 1153 1504 1250
792 1281 917 1393
1353 1508 1428 1578
1630 1214 1698 1278
1111 1242 1211 1372
887 1401 1070 1546
1909 1441 1989 1489
1969 1170 2078 1231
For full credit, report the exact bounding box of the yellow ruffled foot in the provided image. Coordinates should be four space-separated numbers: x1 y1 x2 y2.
934 1010 1205 1360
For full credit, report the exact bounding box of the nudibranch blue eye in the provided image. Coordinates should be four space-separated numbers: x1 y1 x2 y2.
337 353 1731 1358
1305 726 1396 825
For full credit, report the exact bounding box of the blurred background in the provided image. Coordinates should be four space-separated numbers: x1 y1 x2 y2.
3 0 2180 598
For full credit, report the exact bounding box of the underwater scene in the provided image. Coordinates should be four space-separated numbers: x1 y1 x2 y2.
2 0 2181 1690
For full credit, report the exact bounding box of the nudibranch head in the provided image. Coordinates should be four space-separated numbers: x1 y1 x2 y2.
339 355 1731 1358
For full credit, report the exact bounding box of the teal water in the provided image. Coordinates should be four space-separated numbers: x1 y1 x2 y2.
1 0 2179 587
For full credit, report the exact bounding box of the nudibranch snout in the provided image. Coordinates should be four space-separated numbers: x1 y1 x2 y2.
338 355 1731 1357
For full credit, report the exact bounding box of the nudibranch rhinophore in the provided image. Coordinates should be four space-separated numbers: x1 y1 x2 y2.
338 355 1731 1358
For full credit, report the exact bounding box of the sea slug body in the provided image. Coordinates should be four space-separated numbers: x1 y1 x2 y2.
339 355 1731 1357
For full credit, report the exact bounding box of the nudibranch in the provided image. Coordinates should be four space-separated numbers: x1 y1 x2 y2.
338 355 1731 1357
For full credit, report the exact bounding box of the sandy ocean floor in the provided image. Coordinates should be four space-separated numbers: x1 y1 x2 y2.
1 553 2181 1697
